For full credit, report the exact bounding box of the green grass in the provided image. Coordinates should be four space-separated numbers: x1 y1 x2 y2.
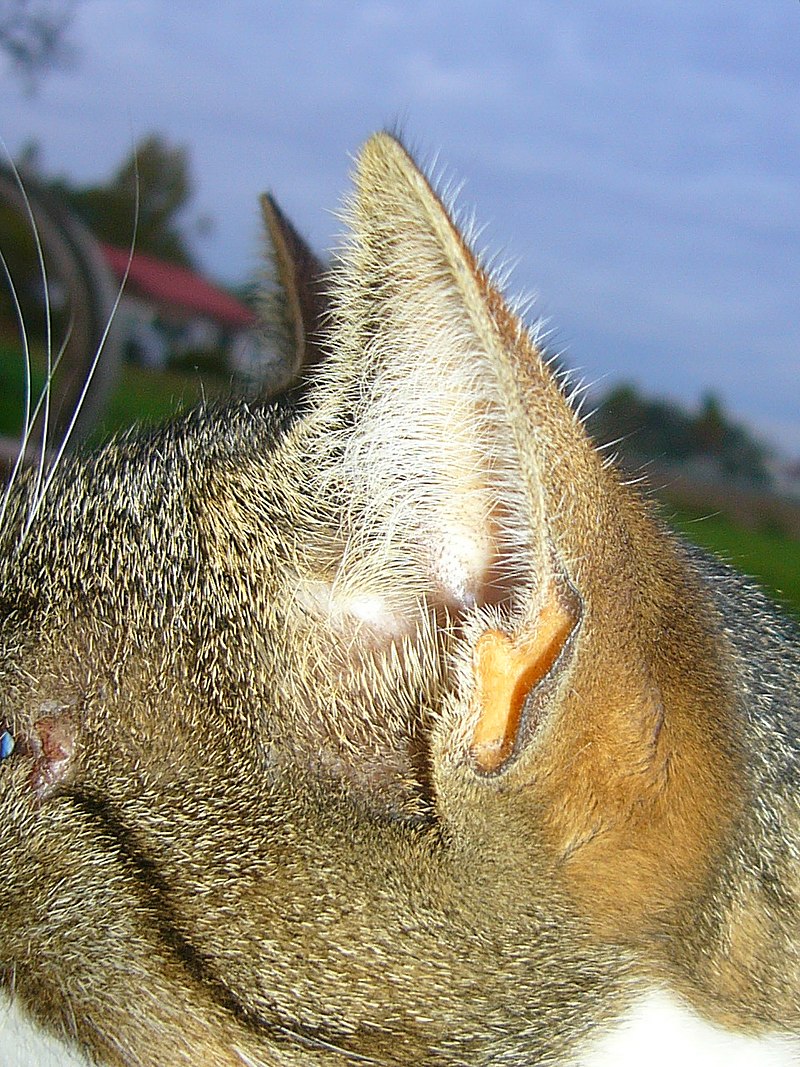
91 362 229 443
0 340 229 444
0 341 47 438
670 510 800 618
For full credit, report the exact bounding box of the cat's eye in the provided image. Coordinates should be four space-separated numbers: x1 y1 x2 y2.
0 728 14 760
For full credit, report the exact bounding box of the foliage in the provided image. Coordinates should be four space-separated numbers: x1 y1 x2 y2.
590 383 772 485
49 134 197 267
0 340 797 618
0 340 225 443
0 195 52 338
0 0 77 88
1 135 200 384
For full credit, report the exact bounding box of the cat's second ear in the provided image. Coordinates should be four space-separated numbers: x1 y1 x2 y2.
257 194 328 393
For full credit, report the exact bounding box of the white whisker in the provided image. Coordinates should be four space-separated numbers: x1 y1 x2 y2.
1 148 56 525
0 245 33 531
21 178 139 542
12 315 75 478
0 145 139 547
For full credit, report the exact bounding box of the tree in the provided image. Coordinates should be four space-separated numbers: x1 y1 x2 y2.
590 384 771 486
0 0 78 88
53 134 197 267
0 157 124 443
691 392 771 483
590 383 695 461
1 134 199 443
691 393 727 455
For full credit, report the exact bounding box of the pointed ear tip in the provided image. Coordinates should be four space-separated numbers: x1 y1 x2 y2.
260 193 294 252
260 192 279 224
357 131 416 179
362 130 404 153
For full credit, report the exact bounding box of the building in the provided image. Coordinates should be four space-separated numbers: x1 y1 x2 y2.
101 243 260 375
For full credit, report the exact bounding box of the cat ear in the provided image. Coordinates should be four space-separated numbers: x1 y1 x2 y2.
290 134 595 785
258 193 328 392
301 134 579 642
304 136 734 940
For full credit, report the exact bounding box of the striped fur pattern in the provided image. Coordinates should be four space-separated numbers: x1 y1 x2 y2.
0 133 798 1064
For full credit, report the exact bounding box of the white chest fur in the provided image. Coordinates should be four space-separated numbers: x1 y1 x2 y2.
0 994 93 1067
579 989 800 1067
3 987 799 1066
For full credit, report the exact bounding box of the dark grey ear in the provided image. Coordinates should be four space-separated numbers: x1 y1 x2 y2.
258 193 328 393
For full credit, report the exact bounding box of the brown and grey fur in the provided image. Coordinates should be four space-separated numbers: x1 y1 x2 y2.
0 133 798 1065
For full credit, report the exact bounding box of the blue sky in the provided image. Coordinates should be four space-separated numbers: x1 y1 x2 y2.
2 0 799 455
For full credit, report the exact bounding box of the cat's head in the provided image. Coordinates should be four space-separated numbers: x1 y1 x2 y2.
0 133 745 1065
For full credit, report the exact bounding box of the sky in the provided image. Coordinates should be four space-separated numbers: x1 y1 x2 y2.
2 0 799 456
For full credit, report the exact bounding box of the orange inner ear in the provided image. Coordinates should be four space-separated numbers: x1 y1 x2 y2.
471 589 576 772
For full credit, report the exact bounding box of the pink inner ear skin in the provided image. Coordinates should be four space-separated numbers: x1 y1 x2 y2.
470 585 579 773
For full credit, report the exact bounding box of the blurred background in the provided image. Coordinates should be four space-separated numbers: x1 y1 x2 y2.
0 0 798 611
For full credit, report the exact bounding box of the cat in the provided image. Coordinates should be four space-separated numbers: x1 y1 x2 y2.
0 132 799 1066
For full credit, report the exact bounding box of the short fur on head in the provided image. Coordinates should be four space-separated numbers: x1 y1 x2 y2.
0 132 799 1066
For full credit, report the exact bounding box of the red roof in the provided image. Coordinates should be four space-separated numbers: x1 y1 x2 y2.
101 244 256 329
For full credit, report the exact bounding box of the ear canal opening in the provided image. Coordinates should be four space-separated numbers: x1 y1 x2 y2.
470 578 582 774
